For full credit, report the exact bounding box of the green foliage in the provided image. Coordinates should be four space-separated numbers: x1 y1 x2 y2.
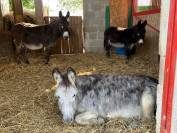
8 0 82 12
9 0 13 11
58 0 82 12
22 0 35 10
8 0 35 11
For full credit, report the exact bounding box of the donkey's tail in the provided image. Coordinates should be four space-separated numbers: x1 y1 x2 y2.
145 76 158 84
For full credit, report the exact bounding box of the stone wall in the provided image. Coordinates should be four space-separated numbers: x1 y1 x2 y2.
83 0 109 53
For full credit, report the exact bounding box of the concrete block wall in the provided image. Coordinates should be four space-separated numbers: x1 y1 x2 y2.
83 0 109 53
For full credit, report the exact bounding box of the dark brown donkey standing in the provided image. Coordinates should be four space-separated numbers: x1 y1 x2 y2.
11 11 70 64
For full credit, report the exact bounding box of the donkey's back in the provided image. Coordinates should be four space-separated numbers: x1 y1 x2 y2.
12 22 57 45
76 75 157 119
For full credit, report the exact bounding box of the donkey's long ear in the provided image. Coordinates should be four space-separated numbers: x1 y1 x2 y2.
67 67 76 86
52 68 62 84
141 20 147 27
59 11 63 18
66 11 70 18
137 20 141 26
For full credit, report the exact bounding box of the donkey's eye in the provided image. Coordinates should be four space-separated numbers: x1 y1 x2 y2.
73 94 76 97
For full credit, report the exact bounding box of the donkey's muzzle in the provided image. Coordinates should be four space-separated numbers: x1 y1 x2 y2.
63 31 69 40
63 117 74 124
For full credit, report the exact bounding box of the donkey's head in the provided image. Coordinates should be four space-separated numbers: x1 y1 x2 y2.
133 20 147 45
52 67 78 123
59 11 70 40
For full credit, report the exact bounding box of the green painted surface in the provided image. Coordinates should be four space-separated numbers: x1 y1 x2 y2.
128 7 133 28
138 6 152 12
105 5 110 29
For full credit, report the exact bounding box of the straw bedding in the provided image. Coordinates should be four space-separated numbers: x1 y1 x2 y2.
0 44 158 133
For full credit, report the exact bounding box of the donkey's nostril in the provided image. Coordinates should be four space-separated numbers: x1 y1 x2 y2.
64 118 73 124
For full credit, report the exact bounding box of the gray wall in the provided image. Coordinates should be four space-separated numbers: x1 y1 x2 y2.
83 0 109 53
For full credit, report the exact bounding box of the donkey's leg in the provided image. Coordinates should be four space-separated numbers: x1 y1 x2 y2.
16 45 25 64
75 112 105 125
105 42 112 58
141 89 155 119
125 44 132 63
104 38 111 57
13 40 22 64
43 46 51 64
21 46 29 64
106 45 111 57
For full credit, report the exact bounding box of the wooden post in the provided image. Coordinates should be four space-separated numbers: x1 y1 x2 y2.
0 0 3 31
34 0 44 24
12 0 23 23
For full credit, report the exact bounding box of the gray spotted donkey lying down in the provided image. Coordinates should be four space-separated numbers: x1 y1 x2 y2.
52 67 157 125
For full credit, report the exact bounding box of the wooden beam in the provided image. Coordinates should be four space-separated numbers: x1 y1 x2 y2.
12 0 23 23
0 0 3 31
34 0 44 24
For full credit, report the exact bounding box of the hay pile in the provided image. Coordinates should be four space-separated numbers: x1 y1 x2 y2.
0 51 158 133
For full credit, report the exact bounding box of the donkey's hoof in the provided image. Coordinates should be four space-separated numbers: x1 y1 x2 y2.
25 60 30 64
106 53 111 58
17 60 21 64
125 60 129 64
44 60 49 64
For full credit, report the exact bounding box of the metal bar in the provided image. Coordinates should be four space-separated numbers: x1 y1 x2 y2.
132 0 160 16
160 0 177 132
133 9 160 16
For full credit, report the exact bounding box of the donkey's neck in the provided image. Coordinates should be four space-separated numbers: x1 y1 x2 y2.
49 20 63 37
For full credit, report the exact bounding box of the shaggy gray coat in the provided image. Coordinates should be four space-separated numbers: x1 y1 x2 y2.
53 67 157 125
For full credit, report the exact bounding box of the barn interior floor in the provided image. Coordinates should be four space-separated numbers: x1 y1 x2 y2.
0 38 159 133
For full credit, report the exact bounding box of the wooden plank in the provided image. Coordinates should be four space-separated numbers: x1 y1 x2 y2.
61 39 69 54
53 38 62 54
69 16 83 53
77 17 83 53
12 0 23 23
69 27 75 53
34 0 44 24
110 0 129 27
0 32 14 59
69 17 76 53
0 32 11 42
0 0 3 31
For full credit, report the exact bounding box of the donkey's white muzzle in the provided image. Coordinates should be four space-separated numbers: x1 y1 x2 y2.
63 31 69 40
138 39 144 45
